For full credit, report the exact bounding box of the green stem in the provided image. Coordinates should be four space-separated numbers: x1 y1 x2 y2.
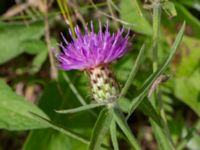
152 0 161 73
151 0 175 148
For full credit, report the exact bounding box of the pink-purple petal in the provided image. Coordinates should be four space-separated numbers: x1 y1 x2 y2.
57 21 129 71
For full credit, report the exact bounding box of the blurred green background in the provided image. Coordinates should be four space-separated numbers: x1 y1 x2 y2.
0 0 200 150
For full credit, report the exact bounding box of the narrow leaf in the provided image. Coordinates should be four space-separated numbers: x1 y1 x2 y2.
88 107 113 150
118 44 145 99
110 120 119 150
150 119 174 150
127 22 185 118
113 107 141 150
139 99 162 127
56 103 105 114
62 72 87 105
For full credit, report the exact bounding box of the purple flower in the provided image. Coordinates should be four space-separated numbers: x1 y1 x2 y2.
57 21 129 71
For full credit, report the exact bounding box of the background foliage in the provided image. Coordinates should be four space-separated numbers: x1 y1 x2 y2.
0 0 200 150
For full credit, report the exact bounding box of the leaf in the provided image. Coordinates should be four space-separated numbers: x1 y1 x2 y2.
177 0 200 12
110 119 119 150
62 72 87 105
174 2 200 38
150 119 174 150
23 80 99 149
118 44 145 99
0 21 44 64
174 69 200 117
175 36 200 77
88 107 113 150
22 40 47 55
127 22 185 118
139 99 162 127
22 39 48 74
34 81 95 129
0 80 50 130
56 103 105 114
27 110 114 150
23 129 88 150
113 107 141 150
119 0 152 35
31 50 48 74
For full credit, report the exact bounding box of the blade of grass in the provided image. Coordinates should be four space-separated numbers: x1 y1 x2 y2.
118 44 145 99
110 119 119 150
150 119 174 150
126 21 185 119
113 106 141 150
56 0 75 38
88 107 113 150
139 99 162 127
62 72 87 105
55 103 105 114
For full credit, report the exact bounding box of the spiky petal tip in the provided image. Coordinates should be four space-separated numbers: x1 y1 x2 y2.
57 21 129 71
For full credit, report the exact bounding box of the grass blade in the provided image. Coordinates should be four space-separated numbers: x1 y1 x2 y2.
62 72 87 105
113 107 141 150
88 107 113 150
55 103 105 114
140 100 175 149
110 119 119 150
118 44 145 99
127 22 185 119
139 99 162 127
150 119 174 150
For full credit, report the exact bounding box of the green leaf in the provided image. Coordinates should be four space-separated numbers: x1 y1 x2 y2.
0 80 50 130
22 40 47 55
174 69 200 117
88 107 113 150
0 21 44 64
118 44 145 99
21 39 48 74
175 36 200 76
177 0 200 11
127 22 185 118
31 50 48 74
56 103 105 114
150 119 174 150
23 80 101 149
110 120 119 150
113 107 141 150
62 72 87 105
23 129 88 150
174 2 200 38
139 99 162 127
139 99 175 149
119 0 152 35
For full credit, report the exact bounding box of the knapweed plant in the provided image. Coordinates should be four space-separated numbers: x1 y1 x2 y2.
3 0 200 149
54 19 185 150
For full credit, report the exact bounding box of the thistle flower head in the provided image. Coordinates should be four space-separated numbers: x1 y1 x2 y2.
57 21 130 103
57 21 129 71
